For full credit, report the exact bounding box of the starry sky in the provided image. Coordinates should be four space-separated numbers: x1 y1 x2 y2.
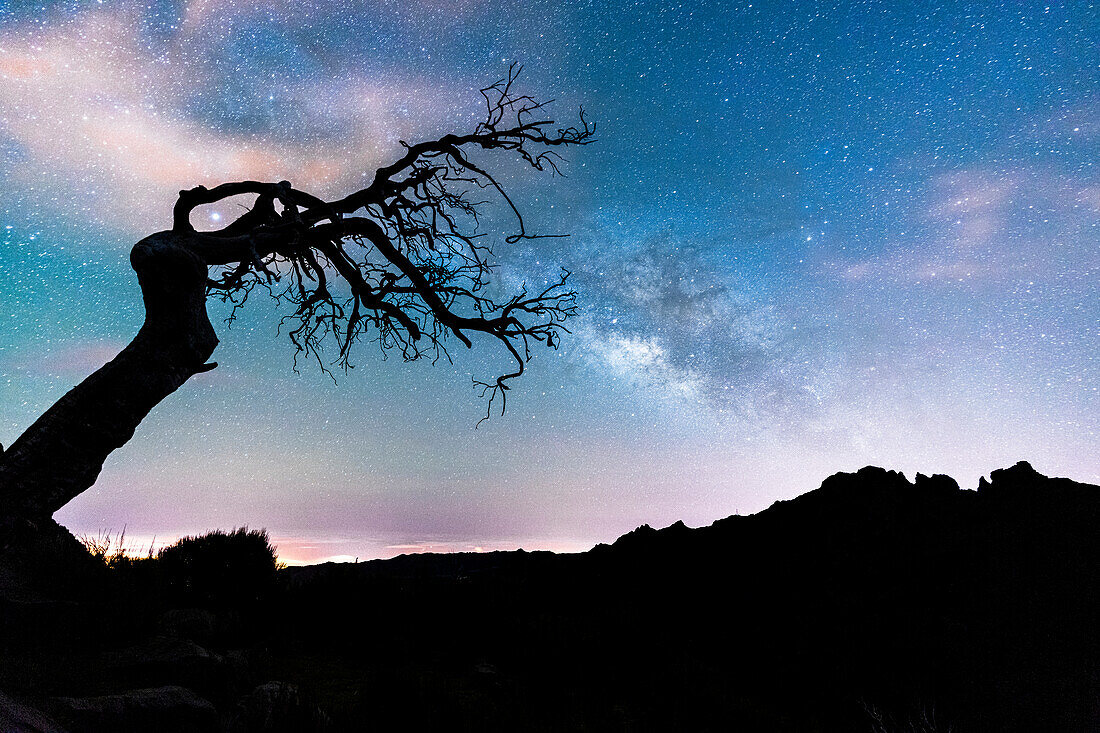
0 0 1097 563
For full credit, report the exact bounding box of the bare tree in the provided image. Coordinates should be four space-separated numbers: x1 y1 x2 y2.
0 67 593 520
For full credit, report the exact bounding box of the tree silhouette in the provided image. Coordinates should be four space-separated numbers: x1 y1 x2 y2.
0 67 593 520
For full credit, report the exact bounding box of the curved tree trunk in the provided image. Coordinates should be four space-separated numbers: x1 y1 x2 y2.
0 232 218 519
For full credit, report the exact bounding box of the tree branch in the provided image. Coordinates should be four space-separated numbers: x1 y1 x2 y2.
178 67 591 417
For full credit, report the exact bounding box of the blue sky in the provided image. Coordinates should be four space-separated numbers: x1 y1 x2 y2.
0 0 1096 562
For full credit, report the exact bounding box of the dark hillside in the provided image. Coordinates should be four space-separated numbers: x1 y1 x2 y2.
1 461 1096 731
275 461 1100 731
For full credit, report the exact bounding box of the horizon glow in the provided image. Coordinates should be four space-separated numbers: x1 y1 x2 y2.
1 0 1096 565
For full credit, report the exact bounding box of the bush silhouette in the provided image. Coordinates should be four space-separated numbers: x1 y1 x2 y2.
155 527 281 608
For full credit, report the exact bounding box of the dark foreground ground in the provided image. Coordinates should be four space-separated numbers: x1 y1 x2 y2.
1 460 1097 731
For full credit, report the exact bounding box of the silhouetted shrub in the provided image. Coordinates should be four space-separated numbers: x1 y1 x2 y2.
156 527 281 608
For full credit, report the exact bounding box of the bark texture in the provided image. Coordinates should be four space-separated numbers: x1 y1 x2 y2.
0 232 217 519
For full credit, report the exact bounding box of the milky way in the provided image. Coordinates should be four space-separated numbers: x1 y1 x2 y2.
0 1 1096 562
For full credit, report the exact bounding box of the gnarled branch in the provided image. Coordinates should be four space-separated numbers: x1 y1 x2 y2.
185 65 593 417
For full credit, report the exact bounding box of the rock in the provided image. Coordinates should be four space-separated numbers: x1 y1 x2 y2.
223 647 273 687
226 681 330 732
100 636 232 702
988 459 1042 491
50 685 216 732
0 518 109 652
157 608 219 645
105 635 221 671
610 523 658 549
914 472 961 494
0 517 103 603
0 689 70 732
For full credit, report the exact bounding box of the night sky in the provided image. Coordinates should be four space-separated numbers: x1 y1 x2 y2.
1 0 1096 563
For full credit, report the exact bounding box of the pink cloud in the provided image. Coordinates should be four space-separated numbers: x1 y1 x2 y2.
179 0 490 34
0 9 470 235
841 165 1100 286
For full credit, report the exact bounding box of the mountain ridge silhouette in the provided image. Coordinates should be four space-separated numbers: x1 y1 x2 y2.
272 460 1098 731
3 460 1096 731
